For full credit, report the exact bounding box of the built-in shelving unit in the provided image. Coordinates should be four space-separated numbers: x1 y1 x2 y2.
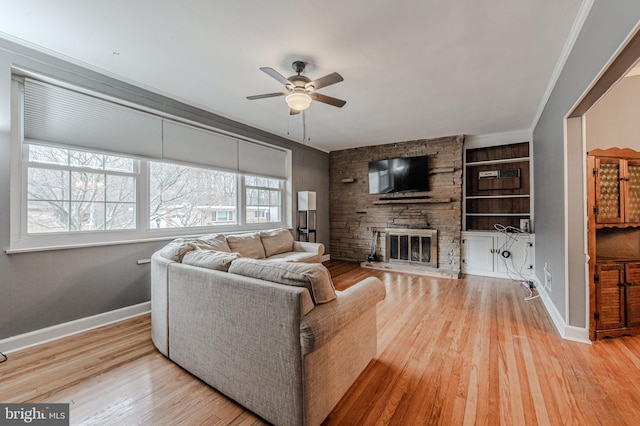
464 142 531 231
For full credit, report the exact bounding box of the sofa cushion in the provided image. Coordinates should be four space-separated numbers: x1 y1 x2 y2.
226 233 266 259
228 258 336 304
265 251 320 263
199 233 232 252
260 228 295 257
158 234 231 262
182 249 241 272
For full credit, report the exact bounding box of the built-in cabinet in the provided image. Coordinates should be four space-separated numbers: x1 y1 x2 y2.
462 142 534 279
464 142 531 231
594 261 640 334
461 231 534 279
593 156 640 225
588 148 640 339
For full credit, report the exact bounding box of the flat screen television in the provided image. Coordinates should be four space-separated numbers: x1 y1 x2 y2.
368 155 429 194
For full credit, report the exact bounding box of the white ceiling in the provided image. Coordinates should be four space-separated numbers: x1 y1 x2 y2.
0 0 584 152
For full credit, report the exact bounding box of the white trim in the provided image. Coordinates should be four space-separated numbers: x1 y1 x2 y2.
530 0 595 131
534 277 591 344
0 302 150 354
322 254 330 262
536 277 566 337
563 114 570 342
564 325 591 344
464 129 532 149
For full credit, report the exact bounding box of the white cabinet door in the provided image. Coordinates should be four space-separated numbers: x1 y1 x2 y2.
462 231 535 279
462 234 495 274
494 234 534 279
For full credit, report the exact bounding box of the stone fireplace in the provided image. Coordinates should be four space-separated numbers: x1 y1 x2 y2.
329 134 463 275
385 228 437 268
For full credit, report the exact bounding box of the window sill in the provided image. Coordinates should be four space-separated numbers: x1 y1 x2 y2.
6 224 292 254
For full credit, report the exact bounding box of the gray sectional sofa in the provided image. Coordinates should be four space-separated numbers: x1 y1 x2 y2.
151 229 386 426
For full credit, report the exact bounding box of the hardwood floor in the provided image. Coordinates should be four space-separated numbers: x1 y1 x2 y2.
2 260 640 425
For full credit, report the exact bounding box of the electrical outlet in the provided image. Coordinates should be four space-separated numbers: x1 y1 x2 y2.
544 262 552 290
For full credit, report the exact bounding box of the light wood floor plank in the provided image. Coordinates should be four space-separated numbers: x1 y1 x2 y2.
2 260 640 425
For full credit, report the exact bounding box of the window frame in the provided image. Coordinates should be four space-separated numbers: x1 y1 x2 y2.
24 141 141 235
242 175 285 225
9 76 292 253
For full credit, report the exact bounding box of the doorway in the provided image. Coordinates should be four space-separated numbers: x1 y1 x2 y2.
568 28 640 340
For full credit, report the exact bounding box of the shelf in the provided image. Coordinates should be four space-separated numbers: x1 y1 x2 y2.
465 156 530 166
596 223 640 229
465 195 530 200
465 213 530 217
429 167 456 174
466 142 529 163
373 197 452 205
464 142 531 231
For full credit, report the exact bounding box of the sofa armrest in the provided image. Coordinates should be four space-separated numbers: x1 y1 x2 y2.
150 251 176 357
300 277 385 354
293 240 325 256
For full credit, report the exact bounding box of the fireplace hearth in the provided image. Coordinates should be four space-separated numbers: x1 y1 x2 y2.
385 228 437 268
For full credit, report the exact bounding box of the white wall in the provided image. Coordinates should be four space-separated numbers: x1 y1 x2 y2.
585 74 640 151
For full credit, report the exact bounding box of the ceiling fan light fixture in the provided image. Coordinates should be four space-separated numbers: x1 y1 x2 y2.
285 89 312 111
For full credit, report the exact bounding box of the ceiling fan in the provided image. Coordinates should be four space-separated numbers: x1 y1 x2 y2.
247 61 346 115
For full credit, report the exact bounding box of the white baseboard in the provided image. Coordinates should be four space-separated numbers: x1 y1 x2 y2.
322 254 330 262
534 277 591 344
563 325 591 344
0 301 151 354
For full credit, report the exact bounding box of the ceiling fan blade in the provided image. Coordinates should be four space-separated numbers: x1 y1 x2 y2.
309 72 343 90
310 92 346 108
260 67 290 86
290 109 301 115
246 92 286 100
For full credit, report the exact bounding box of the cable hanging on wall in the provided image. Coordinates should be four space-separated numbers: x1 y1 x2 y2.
494 223 539 301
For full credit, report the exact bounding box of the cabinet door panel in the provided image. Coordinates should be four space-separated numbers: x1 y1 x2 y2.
596 263 625 330
495 234 533 278
462 235 494 273
625 263 640 328
625 160 640 223
595 158 623 224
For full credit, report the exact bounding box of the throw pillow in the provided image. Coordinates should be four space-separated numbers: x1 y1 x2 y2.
226 233 266 259
199 233 232 252
182 249 240 272
260 228 294 257
228 258 336 304
158 234 231 262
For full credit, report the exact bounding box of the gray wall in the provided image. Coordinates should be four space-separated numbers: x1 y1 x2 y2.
533 1 640 328
0 38 329 340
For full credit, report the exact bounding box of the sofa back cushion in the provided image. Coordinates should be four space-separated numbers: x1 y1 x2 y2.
260 228 295 257
158 234 231 262
182 249 241 272
228 258 336 304
226 233 266 259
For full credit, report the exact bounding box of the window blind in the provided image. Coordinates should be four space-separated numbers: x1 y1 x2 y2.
162 121 238 170
24 78 163 158
23 77 289 179
238 140 288 179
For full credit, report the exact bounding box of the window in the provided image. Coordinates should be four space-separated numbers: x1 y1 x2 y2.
26 143 137 234
11 75 291 252
244 176 283 224
149 162 237 229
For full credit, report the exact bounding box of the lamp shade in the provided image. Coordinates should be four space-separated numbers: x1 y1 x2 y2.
286 89 312 111
298 191 316 211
